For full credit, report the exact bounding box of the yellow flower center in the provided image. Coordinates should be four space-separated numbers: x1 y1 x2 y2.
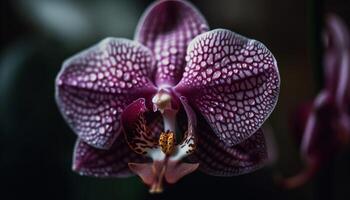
159 130 176 156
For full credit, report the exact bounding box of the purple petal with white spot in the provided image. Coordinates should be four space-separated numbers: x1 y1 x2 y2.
175 29 280 146
56 38 157 149
190 121 267 176
73 138 146 178
135 0 209 86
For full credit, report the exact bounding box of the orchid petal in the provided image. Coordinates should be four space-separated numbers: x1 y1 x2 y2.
175 29 280 146
73 138 145 177
324 14 350 107
135 0 209 86
128 163 154 185
190 123 267 176
121 98 165 161
56 38 156 149
165 162 199 184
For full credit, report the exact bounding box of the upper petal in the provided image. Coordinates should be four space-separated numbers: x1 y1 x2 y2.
135 0 209 86
175 29 280 146
73 138 146 178
55 38 157 149
190 120 267 176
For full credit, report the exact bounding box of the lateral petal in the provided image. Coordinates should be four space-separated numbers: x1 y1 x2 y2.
190 124 267 176
73 138 145 177
176 29 280 146
56 38 156 149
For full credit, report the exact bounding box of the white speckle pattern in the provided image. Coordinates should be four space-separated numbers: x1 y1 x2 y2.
56 38 156 149
135 0 209 86
175 29 280 146
190 126 267 176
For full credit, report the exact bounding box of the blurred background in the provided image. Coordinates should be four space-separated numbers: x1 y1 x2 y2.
1 0 350 199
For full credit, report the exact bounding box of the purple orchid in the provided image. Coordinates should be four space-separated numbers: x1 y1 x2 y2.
281 14 350 189
55 0 280 193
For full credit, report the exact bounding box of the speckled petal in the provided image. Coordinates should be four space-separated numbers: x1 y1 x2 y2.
56 38 157 149
175 29 280 146
190 123 267 176
135 0 209 86
72 138 146 177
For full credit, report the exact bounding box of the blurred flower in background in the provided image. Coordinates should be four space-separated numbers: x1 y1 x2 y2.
281 13 350 189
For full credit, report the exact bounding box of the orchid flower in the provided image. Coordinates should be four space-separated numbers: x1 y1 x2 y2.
281 14 350 189
55 0 280 193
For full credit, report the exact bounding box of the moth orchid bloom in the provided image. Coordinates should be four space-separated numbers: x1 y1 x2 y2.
281 14 350 189
55 0 280 193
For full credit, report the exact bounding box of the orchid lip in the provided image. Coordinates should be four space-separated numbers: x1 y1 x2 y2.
128 126 197 193
122 97 198 192
130 98 196 162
